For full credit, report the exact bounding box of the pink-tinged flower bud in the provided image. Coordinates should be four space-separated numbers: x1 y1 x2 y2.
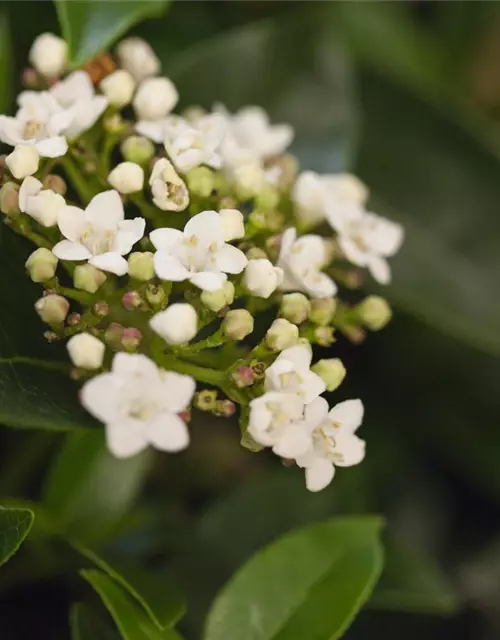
105 322 124 348
67 312 81 326
121 327 142 351
43 174 67 196
214 400 236 418
0 182 20 215
194 390 218 411
35 294 69 324
178 409 192 423
121 290 143 311
232 366 255 388
22 67 39 89
93 301 109 317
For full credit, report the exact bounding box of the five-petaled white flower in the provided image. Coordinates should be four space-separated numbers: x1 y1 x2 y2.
150 210 247 291
278 228 336 298
265 345 325 404
295 398 365 492
0 91 70 157
326 205 404 285
81 352 195 458
52 190 145 276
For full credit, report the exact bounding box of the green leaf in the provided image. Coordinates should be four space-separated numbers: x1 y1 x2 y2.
168 5 357 171
55 0 170 67
204 517 384 640
0 506 34 567
0 10 12 113
70 602 120 640
43 430 151 543
75 544 185 629
371 536 460 615
81 570 183 640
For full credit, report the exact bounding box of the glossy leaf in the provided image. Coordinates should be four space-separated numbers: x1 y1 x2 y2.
70 602 120 640
204 517 384 640
55 0 170 67
44 430 151 543
0 506 34 567
81 570 183 640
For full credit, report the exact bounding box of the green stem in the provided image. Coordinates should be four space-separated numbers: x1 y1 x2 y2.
56 285 93 305
60 155 96 204
99 134 118 176
174 330 226 356
0 356 69 373
160 354 226 386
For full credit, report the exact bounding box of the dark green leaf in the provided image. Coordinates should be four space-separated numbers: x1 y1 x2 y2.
0 10 12 113
70 602 120 640
75 545 185 629
371 535 460 615
55 0 170 67
81 570 183 640
44 430 151 543
0 506 34 567
168 5 357 172
204 517 384 640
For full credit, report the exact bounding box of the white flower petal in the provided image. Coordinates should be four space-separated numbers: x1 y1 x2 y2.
304 397 329 427
149 227 183 251
328 399 364 434
57 205 87 241
52 240 91 261
301 371 327 404
215 244 248 274
106 419 149 458
335 434 366 467
34 136 68 158
189 270 227 292
115 218 146 253
184 210 222 242
302 271 337 299
112 352 159 378
147 412 190 452
86 190 124 228
19 176 42 211
338 236 370 268
80 373 121 423
305 458 335 492
272 424 311 459
89 252 128 275
153 251 190 281
162 371 196 413
368 256 391 285
278 345 312 371
135 120 166 143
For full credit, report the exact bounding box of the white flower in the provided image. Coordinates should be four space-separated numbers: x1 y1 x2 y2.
19 176 65 227
5 145 39 179
219 208 245 241
149 303 198 344
296 398 365 492
248 391 311 458
81 352 195 458
0 91 69 157
278 228 336 298
116 37 160 81
52 190 145 275
100 70 135 107
149 158 189 211
133 77 178 122
163 114 226 173
150 210 247 291
265 345 325 404
67 333 105 370
50 71 108 138
29 33 67 78
326 205 404 285
243 259 284 298
108 161 144 194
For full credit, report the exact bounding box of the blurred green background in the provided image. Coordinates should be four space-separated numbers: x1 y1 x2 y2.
2 1 500 638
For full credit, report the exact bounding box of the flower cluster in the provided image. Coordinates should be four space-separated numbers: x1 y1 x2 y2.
0 32 403 491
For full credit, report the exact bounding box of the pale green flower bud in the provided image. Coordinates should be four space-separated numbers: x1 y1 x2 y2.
357 295 392 331
201 281 235 312
246 247 268 260
311 358 346 392
25 248 58 282
255 183 279 210
35 294 69 324
280 293 311 325
309 297 336 326
73 264 107 294
265 318 299 351
127 251 155 281
222 309 254 340
186 166 215 198
121 136 155 165
314 326 335 346
0 182 20 215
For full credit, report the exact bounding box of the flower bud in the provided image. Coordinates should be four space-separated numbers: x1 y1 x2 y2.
133 77 178 121
105 322 124 348
357 295 392 331
73 264 107 293
309 297 336 326
149 303 198 344
100 69 135 107
108 161 144 194
29 33 67 77
35 294 69 324
43 174 67 196
243 259 283 299
104 113 127 135
265 318 299 351
145 284 167 308
246 247 268 260
22 67 39 89
280 293 311 325
232 365 255 388
121 290 143 310
314 326 335 347
311 358 346 392
25 248 58 282
149 158 189 211
219 208 245 241
233 160 264 199
255 183 279 210
194 389 218 411
67 333 105 370
67 312 81 326
127 251 154 281
116 37 160 81
121 136 155 165
19 177 64 227
6 146 39 179
250 359 267 379
200 281 235 313
121 327 143 351
186 166 215 198
222 309 254 341
93 301 109 318
214 400 236 418
0 183 20 215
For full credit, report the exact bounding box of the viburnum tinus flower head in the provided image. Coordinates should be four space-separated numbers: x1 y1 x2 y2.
52 190 145 275
150 210 247 291
81 353 195 458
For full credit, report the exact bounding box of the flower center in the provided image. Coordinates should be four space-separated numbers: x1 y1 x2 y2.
80 224 115 255
279 371 304 396
22 119 46 140
314 422 345 462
